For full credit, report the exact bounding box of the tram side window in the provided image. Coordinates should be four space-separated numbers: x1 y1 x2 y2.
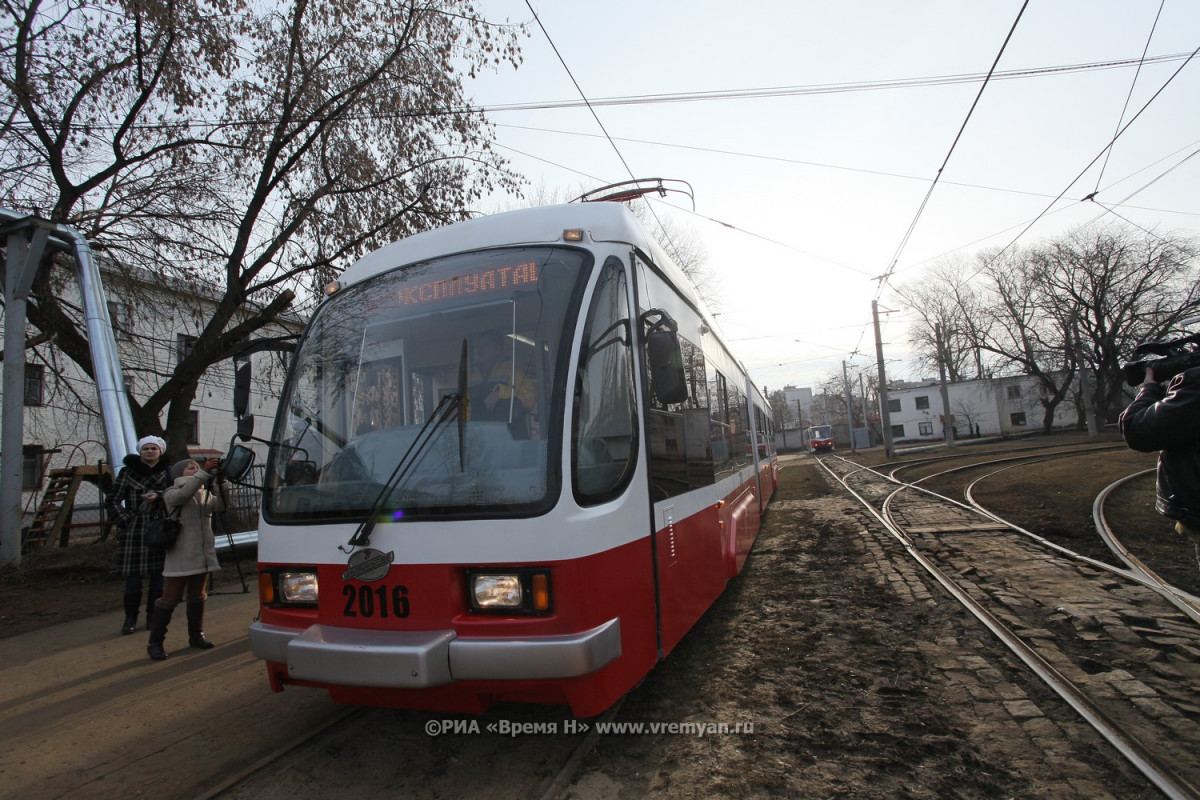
753 406 775 456
707 369 749 478
727 382 750 471
645 335 714 500
708 369 730 474
573 258 637 504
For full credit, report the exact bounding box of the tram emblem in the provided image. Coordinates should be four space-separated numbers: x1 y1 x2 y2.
342 548 395 583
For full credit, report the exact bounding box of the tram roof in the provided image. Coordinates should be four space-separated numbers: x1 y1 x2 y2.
338 202 702 310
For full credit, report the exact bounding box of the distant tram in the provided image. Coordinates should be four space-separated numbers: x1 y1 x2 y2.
807 425 835 453
241 201 778 717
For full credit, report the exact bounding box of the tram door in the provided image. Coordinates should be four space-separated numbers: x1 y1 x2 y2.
632 255 726 657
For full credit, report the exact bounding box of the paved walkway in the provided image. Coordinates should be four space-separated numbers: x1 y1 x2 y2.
0 591 339 800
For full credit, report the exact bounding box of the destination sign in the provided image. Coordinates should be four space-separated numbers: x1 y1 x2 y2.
397 261 540 307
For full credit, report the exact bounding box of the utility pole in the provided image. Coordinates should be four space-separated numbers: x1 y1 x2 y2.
1072 322 1099 436
859 373 869 444
796 399 804 450
935 323 956 448
872 300 895 457
2 222 50 567
842 360 855 453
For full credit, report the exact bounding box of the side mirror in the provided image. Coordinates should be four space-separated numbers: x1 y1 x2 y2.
646 329 689 406
233 361 251 419
222 444 255 481
236 414 255 442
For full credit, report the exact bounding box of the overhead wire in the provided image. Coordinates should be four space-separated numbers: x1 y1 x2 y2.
873 0 1030 301
474 53 1193 114
1091 0 1166 195
969 41 1200 281
520 1 685 263
521 1 636 184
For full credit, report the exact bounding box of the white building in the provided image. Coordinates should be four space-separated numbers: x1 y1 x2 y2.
884 373 1073 442
1 257 295 541
780 385 813 429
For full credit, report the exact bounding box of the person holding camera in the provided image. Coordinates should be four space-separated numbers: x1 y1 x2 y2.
106 435 172 635
146 457 228 661
1119 365 1200 540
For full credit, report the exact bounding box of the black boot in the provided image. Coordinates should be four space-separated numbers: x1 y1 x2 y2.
147 599 176 661
186 599 215 649
121 591 141 635
145 589 162 631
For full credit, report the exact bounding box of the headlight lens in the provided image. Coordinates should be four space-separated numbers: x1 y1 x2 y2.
279 570 319 604
467 570 552 613
471 574 522 608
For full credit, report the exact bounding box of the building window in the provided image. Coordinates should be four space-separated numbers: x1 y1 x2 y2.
108 301 133 341
1010 412 1027 426
24 364 44 406
22 445 45 490
918 421 933 435
915 395 930 410
890 424 905 438
122 373 135 398
887 399 901 413
185 409 199 445
177 334 198 365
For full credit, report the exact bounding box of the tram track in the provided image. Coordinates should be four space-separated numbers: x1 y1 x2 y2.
819 450 1200 800
894 446 1200 623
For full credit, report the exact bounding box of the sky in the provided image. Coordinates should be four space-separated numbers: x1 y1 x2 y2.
464 0 1200 396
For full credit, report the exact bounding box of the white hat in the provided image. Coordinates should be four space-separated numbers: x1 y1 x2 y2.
136 435 167 453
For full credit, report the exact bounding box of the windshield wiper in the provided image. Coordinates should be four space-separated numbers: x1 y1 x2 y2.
344 339 470 550
290 397 346 449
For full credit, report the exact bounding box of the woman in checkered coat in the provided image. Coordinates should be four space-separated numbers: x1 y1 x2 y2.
105 436 172 635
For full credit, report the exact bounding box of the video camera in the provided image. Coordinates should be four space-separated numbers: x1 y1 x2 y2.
1122 330 1200 386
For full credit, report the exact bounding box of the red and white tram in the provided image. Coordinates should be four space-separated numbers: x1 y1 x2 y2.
807 425 834 454
244 202 778 717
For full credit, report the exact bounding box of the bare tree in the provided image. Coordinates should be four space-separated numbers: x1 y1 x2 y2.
895 224 1199 434
1 0 524 455
977 246 1080 433
1030 224 1200 424
897 258 988 381
767 389 794 429
627 201 716 311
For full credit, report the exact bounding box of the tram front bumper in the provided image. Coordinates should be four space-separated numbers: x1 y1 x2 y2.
248 618 622 688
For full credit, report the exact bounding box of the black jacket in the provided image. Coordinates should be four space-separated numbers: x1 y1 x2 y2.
1119 365 1200 527
106 454 172 576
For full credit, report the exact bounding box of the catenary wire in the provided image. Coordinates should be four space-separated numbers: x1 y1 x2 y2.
964 41 1200 284
1092 0 1166 194
873 0 1029 302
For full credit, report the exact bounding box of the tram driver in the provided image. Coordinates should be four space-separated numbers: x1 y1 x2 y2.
468 330 535 439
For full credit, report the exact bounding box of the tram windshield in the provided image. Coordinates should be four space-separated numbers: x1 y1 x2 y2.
264 246 591 522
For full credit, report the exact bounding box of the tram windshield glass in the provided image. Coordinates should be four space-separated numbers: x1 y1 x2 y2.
264 246 591 522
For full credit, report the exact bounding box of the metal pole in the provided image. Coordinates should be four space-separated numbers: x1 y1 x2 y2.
873 300 894 457
936 323 956 448
1073 323 1099 436
842 360 855 453
2 224 49 566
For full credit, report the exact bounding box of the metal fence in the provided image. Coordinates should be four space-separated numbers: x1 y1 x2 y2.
33 465 266 550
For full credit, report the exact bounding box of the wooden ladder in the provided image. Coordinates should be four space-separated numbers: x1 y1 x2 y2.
24 465 113 552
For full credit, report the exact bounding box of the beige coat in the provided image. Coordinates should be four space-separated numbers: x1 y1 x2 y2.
163 469 226 577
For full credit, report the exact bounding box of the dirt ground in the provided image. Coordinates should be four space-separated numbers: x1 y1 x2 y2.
0 434 1187 798
2 433 1166 640
0 536 256 638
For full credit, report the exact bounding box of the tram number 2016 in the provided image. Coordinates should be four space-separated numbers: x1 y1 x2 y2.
342 584 410 618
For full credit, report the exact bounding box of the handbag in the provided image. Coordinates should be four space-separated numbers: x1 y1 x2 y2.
146 506 182 551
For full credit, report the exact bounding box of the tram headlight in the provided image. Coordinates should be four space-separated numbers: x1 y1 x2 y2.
472 574 522 608
278 570 319 604
467 569 552 613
